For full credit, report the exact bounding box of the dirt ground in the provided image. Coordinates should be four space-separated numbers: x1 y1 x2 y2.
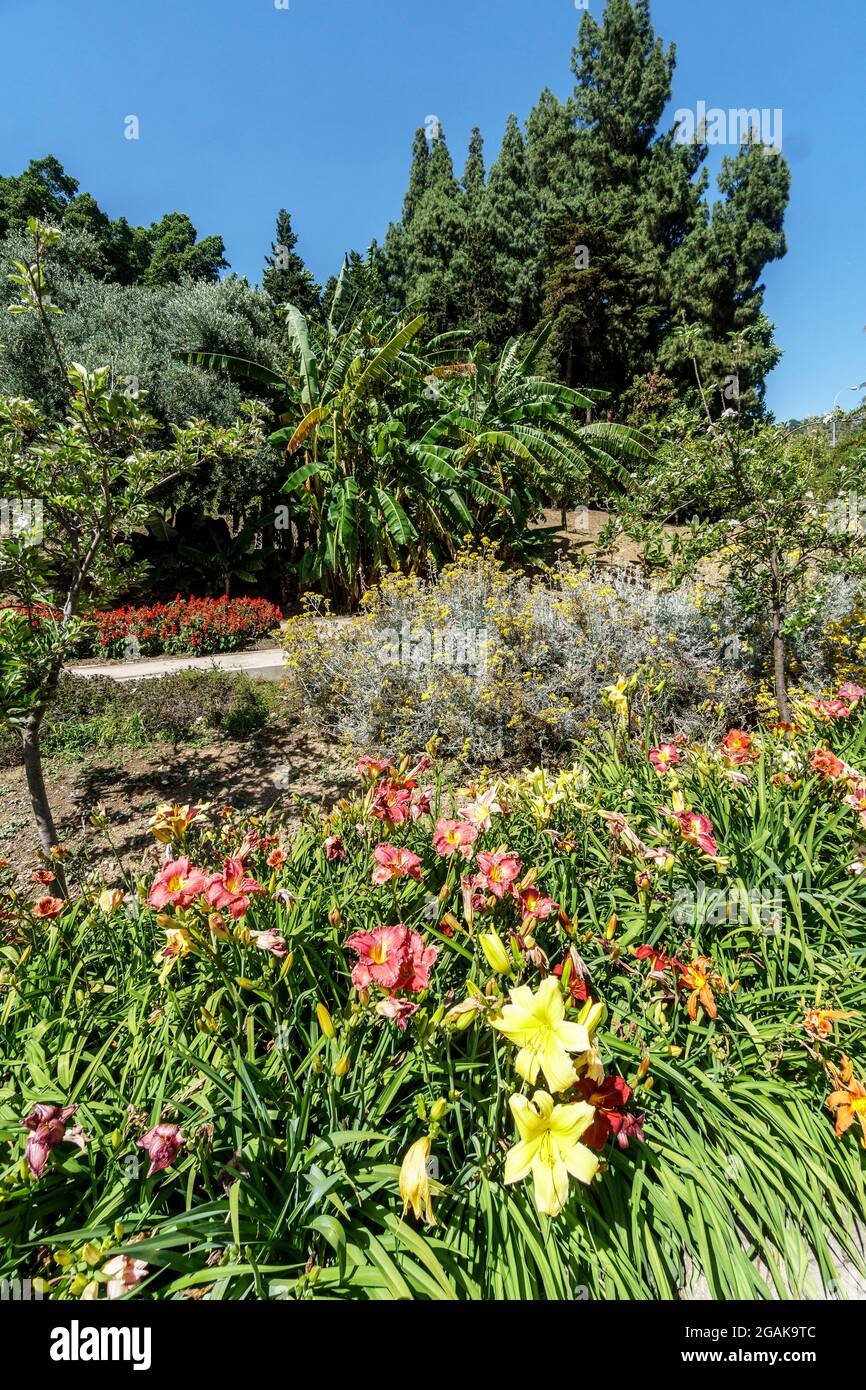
0 720 354 887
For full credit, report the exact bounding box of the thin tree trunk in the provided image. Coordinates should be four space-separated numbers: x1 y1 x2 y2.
771 601 790 723
21 712 67 896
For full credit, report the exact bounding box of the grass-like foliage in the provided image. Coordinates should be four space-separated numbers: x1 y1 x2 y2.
1 693 865 1300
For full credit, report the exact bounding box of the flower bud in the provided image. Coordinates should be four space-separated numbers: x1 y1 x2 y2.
317 1003 336 1039
430 1098 448 1122
328 906 341 929
604 913 618 941
479 930 512 975
334 1054 350 1076
577 999 607 1037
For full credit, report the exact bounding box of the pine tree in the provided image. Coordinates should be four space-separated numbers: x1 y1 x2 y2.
263 208 321 317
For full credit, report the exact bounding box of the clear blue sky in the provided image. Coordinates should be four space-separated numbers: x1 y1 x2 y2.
2 0 864 422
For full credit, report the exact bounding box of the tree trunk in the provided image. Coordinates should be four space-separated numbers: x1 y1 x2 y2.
21 712 67 896
771 601 790 723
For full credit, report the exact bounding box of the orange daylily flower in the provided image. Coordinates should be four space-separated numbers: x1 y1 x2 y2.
826 1055 866 1148
677 956 724 1021
803 1008 855 1041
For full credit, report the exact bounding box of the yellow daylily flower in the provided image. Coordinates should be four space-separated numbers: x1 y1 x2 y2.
504 1091 599 1217
492 976 590 1092
399 1136 436 1225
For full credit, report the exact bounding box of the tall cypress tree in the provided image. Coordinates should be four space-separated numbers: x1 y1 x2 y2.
263 208 320 317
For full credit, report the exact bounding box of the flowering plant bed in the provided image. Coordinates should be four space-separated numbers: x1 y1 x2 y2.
1 690 865 1299
79 596 283 659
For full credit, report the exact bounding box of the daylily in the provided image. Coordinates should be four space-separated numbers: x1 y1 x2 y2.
474 849 523 900
810 748 847 780
492 976 591 1092
149 802 204 845
672 810 718 858
356 756 393 782
839 682 866 704
371 783 413 824
410 787 434 821
460 786 502 833
577 1075 643 1151
98 888 125 915
375 997 418 1031
720 729 760 766
844 785 866 827
635 943 681 975
347 924 410 990
649 744 681 775
266 848 287 869
503 1091 598 1217
399 1135 436 1225
371 843 424 885
137 1122 183 1177
552 950 589 1003
205 858 264 920
148 857 208 911
678 956 724 1020
157 926 195 983
30 869 55 885
22 1103 79 1180
32 896 64 919
324 834 346 861
102 1254 149 1300
250 928 289 958
826 1055 866 1148
432 818 478 859
398 929 438 991
479 929 513 975
519 885 557 924
803 1008 855 1040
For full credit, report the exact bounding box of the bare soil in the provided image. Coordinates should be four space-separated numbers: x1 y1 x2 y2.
0 720 354 887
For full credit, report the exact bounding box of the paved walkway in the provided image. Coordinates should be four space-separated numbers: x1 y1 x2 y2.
68 646 287 683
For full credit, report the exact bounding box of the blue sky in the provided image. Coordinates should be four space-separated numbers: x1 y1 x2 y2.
2 0 864 421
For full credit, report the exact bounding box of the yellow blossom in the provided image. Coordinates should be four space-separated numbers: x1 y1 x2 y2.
492 977 590 1092
504 1091 599 1217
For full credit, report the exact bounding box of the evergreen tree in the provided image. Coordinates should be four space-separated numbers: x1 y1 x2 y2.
262 207 321 316
462 127 486 194
396 125 466 333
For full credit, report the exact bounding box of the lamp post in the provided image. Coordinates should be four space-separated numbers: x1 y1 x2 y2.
830 382 866 446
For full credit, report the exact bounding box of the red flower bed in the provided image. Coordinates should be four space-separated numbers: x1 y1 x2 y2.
83 596 283 659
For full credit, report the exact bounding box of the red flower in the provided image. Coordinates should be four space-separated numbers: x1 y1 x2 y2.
551 961 589 1002
372 783 413 825
578 1076 643 1151
324 834 346 861
474 849 523 899
635 943 681 974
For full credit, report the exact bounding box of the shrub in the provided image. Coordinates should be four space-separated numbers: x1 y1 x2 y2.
79 595 283 659
132 668 275 744
280 552 754 765
0 670 277 765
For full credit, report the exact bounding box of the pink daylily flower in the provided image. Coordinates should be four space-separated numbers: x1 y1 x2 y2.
375 997 419 1031
22 1103 79 1180
346 924 437 993
519 885 557 924
673 811 719 858
371 843 424 885
205 858 264 920
324 834 346 861
649 744 681 775
148 857 208 911
474 849 523 900
250 928 289 958
103 1255 149 1300
137 1123 183 1178
372 783 413 824
432 818 479 859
